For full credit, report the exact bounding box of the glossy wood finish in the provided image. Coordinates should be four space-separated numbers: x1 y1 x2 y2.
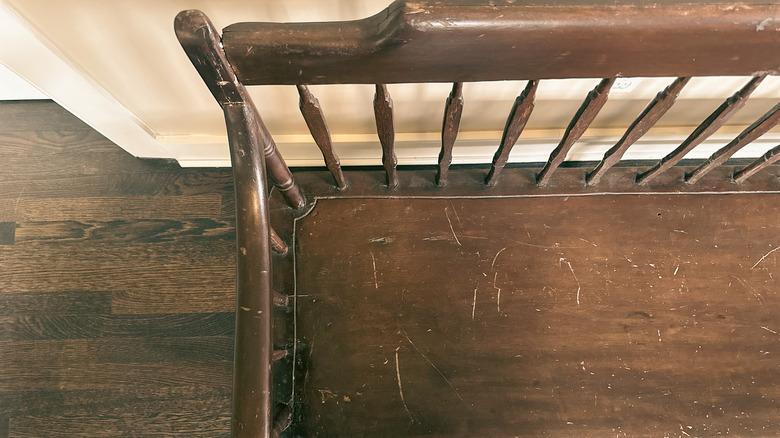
485 80 538 186
174 11 300 437
537 78 614 186
373 84 398 188
296 85 346 190
587 77 690 186
435 83 464 187
223 104 275 438
734 144 780 183
293 195 780 436
221 0 780 85
686 102 780 184
174 10 305 210
637 75 766 185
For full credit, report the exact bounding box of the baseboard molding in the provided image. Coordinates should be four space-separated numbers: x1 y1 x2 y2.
172 131 780 168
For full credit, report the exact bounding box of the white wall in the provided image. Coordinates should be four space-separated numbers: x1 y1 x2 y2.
0 64 47 100
1 0 779 167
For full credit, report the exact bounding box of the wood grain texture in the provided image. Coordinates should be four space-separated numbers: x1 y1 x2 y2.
686 102 780 184
537 78 614 186
297 85 347 190
637 75 766 185
0 101 294 438
374 84 399 188
435 83 464 187
222 1 780 85
734 144 780 184
0 195 223 222
587 77 690 186
485 80 538 186
293 196 780 436
0 101 91 132
0 222 14 245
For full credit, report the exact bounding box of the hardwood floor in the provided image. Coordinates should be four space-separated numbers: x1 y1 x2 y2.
1 100 779 437
0 101 236 437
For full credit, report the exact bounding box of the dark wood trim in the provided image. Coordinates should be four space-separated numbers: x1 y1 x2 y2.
221 0 780 85
278 165 780 202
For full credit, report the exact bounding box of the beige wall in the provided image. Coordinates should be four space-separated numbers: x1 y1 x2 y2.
3 0 780 166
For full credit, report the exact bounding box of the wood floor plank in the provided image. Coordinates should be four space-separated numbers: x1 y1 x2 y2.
86 336 233 365
0 170 233 201
8 410 230 438
0 291 112 316
0 130 175 182
0 222 14 245
0 101 92 132
0 313 233 341
0 241 235 313
293 196 780 437
0 194 222 222
13 218 234 244
0 362 231 392
0 386 231 418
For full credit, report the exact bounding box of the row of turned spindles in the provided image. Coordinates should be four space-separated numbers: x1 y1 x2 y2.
295 77 780 189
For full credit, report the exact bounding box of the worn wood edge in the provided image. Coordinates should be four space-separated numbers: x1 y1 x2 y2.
221 1 780 85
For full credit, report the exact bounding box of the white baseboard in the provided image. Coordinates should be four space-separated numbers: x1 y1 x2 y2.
172 131 780 168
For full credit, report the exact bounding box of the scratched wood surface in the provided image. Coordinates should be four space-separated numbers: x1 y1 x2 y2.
294 196 780 437
0 101 300 437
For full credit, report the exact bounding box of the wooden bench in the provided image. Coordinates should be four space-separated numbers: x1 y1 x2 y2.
174 1 780 435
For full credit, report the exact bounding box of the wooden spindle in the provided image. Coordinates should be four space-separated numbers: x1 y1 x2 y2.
586 77 690 186
686 102 780 184
272 349 288 361
296 84 347 190
537 78 615 186
273 290 290 307
733 144 780 183
257 115 307 209
374 84 398 188
436 82 464 186
270 226 288 254
637 75 766 185
485 80 538 186
174 10 305 210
